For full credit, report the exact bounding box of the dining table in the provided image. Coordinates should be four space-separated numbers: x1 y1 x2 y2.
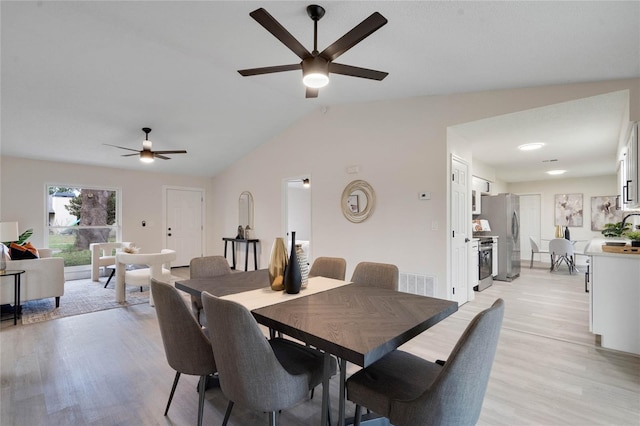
175 271 458 426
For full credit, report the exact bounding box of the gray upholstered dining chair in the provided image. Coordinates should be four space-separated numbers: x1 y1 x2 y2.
309 256 347 281
189 255 231 326
351 261 399 290
150 279 217 426
529 236 550 268
346 298 505 426
201 291 337 426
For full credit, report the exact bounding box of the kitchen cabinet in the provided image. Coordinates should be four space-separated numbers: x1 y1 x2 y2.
619 122 639 210
588 251 640 355
472 177 491 214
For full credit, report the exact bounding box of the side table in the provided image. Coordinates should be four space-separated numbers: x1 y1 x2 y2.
1 270 26 325
222 238 259 271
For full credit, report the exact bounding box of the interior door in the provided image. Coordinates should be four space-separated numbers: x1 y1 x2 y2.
519 194 541 261
451 156 469 305
165 188 203 267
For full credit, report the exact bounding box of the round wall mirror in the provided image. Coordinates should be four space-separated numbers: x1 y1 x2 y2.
341 180 376 223
239 191 254 230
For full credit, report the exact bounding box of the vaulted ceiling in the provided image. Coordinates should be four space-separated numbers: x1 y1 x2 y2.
2 1 638 180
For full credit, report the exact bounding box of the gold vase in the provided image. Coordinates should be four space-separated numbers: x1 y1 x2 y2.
268 237 288 291
555 225 563 238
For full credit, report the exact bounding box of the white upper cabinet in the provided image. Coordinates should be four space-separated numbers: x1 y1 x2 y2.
472 177 492 214
620 122 639 210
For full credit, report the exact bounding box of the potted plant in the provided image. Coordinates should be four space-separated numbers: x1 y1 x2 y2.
624 231 640 247
601 222 632 238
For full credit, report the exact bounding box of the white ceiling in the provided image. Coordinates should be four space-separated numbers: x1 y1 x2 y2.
2 1 639 180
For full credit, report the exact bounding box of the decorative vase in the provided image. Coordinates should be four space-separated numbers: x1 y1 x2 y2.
268 238 288 291
555 225 563 238
296 244 309 288
283 232 302 294
564 226 571 241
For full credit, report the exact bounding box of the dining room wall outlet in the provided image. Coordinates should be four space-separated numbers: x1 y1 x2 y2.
419 192 431 200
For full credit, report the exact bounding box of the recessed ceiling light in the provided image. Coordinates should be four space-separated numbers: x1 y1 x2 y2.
546 169 567 175
518 143 545 151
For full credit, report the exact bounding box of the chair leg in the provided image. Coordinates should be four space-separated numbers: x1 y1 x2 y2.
197 375 206 426
354 405 362 426
530 251 534 268
164 371 181 416
269 411 277 426
222 401 234 426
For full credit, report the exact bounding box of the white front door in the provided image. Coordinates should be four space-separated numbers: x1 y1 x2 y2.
165 187 203 267
451 156 469 305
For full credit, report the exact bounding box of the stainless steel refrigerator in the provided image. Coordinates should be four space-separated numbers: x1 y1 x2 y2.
480 193 521 281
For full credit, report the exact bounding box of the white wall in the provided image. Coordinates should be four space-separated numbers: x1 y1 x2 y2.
3 79 638 297
0 157 212 254
509 175 627 244
211 78 640 298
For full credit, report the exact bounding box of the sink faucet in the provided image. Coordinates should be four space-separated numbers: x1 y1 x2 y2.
621 213 640 232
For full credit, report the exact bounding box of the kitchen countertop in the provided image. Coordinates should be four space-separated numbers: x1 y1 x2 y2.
585 238 640 259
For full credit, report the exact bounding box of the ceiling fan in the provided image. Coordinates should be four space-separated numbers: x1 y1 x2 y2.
238 4 388 98
104 128 187 163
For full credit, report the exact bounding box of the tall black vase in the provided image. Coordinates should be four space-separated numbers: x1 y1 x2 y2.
283 231 302 294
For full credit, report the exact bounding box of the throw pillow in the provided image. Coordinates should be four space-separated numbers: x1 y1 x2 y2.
9 242 39 260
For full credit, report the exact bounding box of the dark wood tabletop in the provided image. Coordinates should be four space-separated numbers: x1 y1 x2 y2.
174 269 270 298
251 282 458 367
176 270 458 426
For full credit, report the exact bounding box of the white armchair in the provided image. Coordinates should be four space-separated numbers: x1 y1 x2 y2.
90 242 134 281
115 249 176 306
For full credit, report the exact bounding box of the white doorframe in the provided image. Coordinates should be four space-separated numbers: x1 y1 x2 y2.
283 175 312 262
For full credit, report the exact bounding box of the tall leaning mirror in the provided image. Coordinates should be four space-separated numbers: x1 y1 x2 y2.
239 191 254 232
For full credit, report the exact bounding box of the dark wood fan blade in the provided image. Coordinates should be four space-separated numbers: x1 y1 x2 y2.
250 8 311 60
305 87 318 98
104 143 140 153
238 64 301 76
320 12 387 62
329 63 388 80
154 154 171 160
152 150 187 155
121 153 139 157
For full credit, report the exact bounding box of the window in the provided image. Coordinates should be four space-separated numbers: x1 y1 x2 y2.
47 186 119 267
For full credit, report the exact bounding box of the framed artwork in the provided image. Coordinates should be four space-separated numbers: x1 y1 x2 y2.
554 193 583 227
590 195 622 231
347 194 360 213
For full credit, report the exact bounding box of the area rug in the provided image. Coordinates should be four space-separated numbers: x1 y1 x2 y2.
20 276 179 325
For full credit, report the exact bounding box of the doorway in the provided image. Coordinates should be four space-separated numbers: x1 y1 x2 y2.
165 187 204 266
284 177 312 262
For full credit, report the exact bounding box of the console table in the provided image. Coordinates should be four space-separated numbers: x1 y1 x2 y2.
222 237 259 271
1 269 25 325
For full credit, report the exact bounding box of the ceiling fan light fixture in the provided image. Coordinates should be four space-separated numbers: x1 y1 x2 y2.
140 150 154 163
302 57 329 88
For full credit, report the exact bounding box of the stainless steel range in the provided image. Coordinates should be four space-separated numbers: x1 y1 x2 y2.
476 237 493 291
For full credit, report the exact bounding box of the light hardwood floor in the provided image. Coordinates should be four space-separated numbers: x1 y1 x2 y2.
1 263 638 425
